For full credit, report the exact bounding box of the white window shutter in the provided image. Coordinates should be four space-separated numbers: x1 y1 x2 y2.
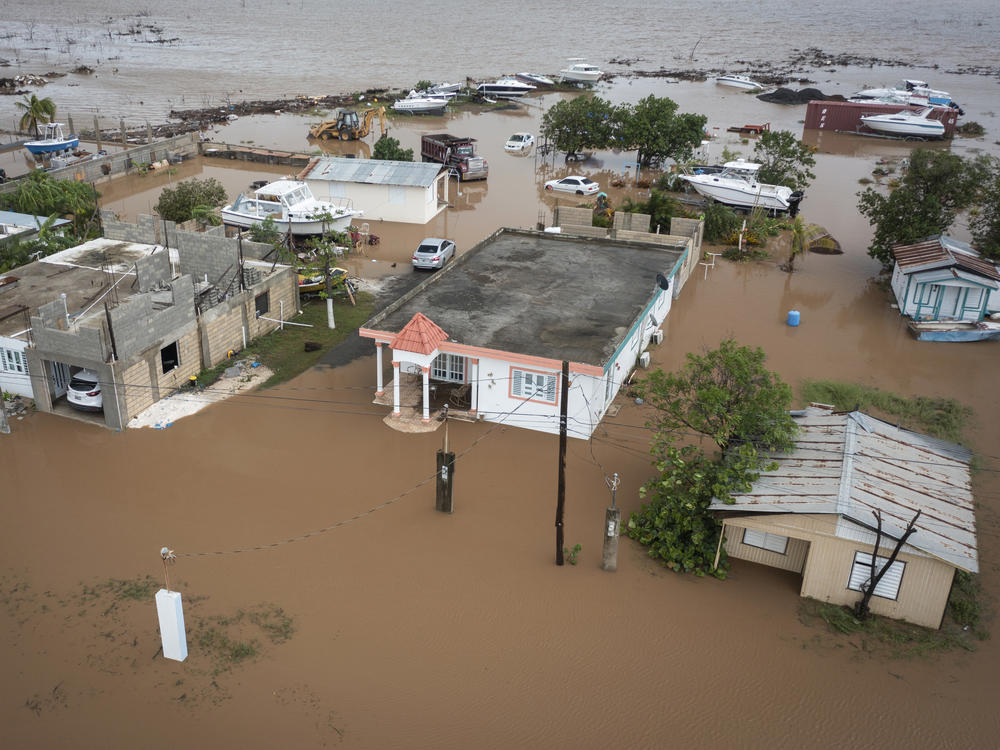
848 552 905 600
512 369 523 397
545 374 557 403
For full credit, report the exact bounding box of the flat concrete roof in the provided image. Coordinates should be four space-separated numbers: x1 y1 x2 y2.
366 229 685 368
0 260 109 338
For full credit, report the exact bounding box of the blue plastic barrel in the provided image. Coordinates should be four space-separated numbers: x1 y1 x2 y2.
786 310 801 327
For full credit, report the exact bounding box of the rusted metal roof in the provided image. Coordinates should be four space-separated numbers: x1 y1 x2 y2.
711 404 978 572
892 236 1000 282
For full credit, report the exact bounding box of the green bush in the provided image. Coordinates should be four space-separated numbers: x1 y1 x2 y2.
702 201 741 242
154 177 227 223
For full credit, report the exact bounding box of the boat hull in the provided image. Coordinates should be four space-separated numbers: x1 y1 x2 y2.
25 136 79 155
393 101 448 115
680 175 801 213
715 76 762 90
860 116 944 138
908 321 1000 342
221 209 358 235
560 71 601 82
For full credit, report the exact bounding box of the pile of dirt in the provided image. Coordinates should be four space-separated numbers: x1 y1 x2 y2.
757 87 845 105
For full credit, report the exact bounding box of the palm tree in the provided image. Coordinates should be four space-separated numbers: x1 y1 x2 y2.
15 94 57 137
785 216 807 273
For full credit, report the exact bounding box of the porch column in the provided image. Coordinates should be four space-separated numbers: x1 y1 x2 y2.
442 172 449 203
421 366 430 422
469 357 479 414
375 342 384 395
392 362 401 415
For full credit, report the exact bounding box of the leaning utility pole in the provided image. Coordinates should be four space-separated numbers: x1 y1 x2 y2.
0 395 10 435
555 361 569 565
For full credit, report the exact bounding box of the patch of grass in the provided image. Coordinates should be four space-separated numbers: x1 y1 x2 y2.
197 626 258 665
721 246 769 261
799 380 970 443
948 571 989 638
956 121 985 137
799 599 978 657
80 575 160 603
241 293 374 389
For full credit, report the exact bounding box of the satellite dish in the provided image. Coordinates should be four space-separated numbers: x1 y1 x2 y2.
656 273 670 291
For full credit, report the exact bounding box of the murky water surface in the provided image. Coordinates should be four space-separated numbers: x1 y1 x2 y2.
4 3 1000 748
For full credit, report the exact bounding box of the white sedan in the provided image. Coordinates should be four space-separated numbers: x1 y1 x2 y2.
504 132 535 152
543 175 600 195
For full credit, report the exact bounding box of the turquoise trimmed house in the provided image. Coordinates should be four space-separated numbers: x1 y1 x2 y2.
890 236 1000 341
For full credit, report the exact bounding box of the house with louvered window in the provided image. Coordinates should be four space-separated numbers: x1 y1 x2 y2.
709 404 978 629
359 225 702 437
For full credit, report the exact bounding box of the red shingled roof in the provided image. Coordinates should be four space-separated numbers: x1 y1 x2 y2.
892 238 1000 281
392 312 447 354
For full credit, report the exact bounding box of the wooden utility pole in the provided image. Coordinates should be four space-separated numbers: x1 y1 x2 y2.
555 360 569 565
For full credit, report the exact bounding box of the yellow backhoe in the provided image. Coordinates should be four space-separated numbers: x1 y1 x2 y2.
309 106 387 141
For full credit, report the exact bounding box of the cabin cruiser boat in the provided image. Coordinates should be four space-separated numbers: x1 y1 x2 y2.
559 59 603 83
392 90 449 114
222 180 361 235
24 122 79 156
476 77 536 98
679 159 804 215
515 72 555 86
851 79 961 112
859 108 946 139
715 74 763 90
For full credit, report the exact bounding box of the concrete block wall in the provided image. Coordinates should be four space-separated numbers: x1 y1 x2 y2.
136 250 172 292
48 133 199 185
120 356 155 421
553 205 594 228
671 217 704 254
107 276 195 361
118 323 200 424
177 231 240 291
35 299 70 329
613 212 652 232
31 315 109 363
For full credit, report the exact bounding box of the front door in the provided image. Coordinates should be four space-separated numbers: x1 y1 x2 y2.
431 353 465 383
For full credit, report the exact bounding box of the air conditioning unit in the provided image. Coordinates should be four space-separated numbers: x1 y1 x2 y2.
652 330 664 345
639 352 651 368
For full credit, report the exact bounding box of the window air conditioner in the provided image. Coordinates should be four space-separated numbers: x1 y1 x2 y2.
639 352 651 368
652 330 663 345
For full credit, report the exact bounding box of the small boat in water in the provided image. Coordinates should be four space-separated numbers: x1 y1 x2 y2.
715 74 763 90
24 122 79 156
476 77 536 99
515 72 555 87
859 107 946 139
392 90 449 115
679 159 804 215
222 180 361 236
852 79 961 112
559 59 603 83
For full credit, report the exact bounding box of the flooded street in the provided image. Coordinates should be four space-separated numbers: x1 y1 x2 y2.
4 2 1000 746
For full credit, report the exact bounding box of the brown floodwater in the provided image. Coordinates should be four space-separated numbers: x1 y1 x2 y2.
4 73 1000 748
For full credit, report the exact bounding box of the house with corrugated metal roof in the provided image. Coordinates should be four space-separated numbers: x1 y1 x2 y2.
890 235 1000 341
301 156 449 224
709 404 978 629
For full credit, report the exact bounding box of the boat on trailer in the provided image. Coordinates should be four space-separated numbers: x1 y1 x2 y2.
24 122 79 156
222 180 361 236
679 159 804 215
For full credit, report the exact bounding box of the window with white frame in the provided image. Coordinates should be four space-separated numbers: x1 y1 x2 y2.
511 368 557 404
1 346 27 374
742 528 789 555
847 551 905 600
431 353 465 383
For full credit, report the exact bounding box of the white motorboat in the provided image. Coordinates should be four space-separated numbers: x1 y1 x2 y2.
222 180 362 236
392 90 449 114
859 107 946 139
559 59 603 83
715 74 763 90
428 82 460 95
679 159 804 215
852 79 960 112
476 77 536 98
515 72 555 87
24 122 79 156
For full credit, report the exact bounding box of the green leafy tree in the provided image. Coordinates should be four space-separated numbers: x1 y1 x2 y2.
16 94 57 137
0 214 76 271
190 204 221 227
857 149 985 267
154 177 228 223
619 190 681 232
701 201 741 242
969 157 1000 260
0 170 98 236
627 341 797 576
540 95 616 157
752 130 816 190
372 136 413 162
614 95 707 168
248 215 281 244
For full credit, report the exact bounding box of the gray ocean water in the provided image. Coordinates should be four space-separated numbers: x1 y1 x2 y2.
2 0 998 124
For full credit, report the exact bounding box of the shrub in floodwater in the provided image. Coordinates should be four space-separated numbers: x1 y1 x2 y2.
563 544 582 565
956 121 985 137
702 201 741 242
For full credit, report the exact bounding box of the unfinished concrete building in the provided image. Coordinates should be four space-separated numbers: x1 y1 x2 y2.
17 213 297 429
